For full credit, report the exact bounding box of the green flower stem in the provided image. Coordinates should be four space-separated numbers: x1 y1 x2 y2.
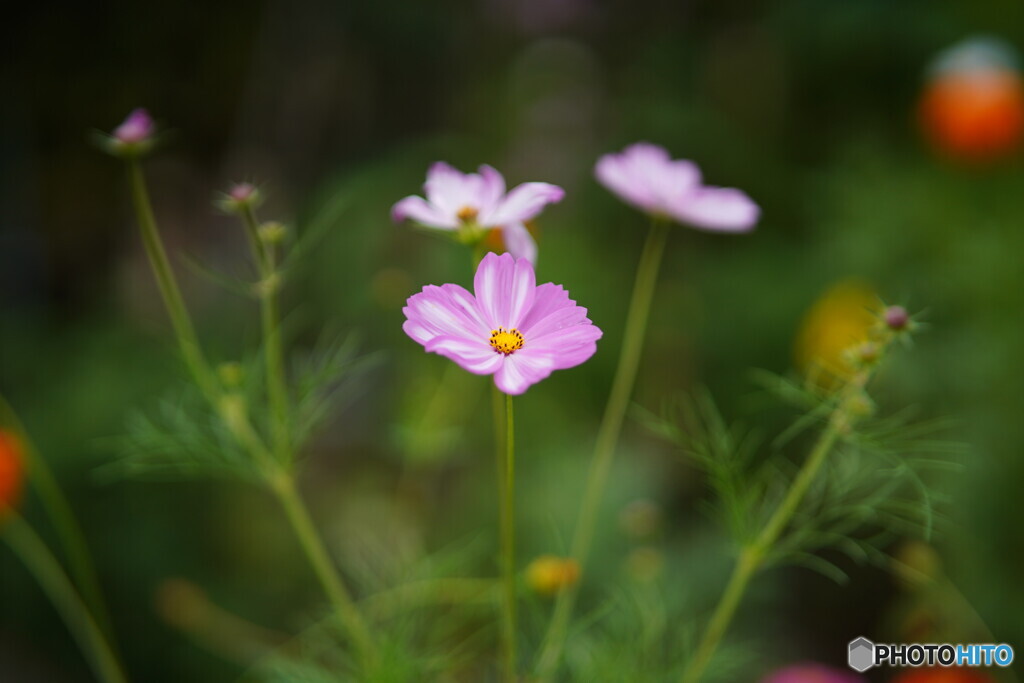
0 396 117 653
680 344 890 683
536 218 669 679
491 381 508 534
128 162 374 665
127 161 217 402
269 473 376 668
1 513 128 683
501 392 518 682
239 206 290 464
679 427 839 683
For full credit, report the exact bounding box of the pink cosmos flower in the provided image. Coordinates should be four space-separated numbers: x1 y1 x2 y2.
403 252 601 395
113 108 155 145
391 162 565 263
760 663 865 683
595 142 760 232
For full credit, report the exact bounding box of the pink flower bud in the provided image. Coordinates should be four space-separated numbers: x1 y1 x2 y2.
229 183 257 202
113 108 155 145
884 305 910 331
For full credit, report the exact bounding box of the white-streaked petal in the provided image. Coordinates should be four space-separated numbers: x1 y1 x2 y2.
473 252 536 329
424 335 504 375
482 182 564 226
501 222 538 265
391 195 459 229
403 284 489 346
493 352 555 395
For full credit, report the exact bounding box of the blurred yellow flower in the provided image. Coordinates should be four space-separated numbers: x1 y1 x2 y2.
794 280 880 386
526 555 580 597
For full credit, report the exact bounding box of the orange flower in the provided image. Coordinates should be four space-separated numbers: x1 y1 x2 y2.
0 429 25 515
919 38 1024 161
892 669 995 683
526 555 580 596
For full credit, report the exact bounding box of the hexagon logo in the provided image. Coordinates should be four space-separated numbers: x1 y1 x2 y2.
848 637 875 672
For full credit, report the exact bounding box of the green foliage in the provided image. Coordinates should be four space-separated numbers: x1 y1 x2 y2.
642 374 962 584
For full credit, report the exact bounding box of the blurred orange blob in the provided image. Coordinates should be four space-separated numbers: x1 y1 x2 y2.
482 220 539 253
0 429 25 514
526 555 580 596
919 38 1024 161
920 70 1024 160
794 280 880 386
891 669 995 683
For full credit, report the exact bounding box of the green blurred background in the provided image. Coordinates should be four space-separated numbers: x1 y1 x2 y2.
2 0 1023 680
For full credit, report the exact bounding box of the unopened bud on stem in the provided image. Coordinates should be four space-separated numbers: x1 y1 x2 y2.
884 305 911 331
217 183 263 214
99 108 157 158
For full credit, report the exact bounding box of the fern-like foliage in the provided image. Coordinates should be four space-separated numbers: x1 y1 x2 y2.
640 374 962 583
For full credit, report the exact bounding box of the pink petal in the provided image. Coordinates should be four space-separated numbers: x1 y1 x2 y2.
425 335 504 375
518 284 590 338
391 195 459 229
403 284 489 346
482 182 564 226
595 143 701 215
424 161 486 215
478 165 507 212
494 353 556 395
473 252 536 330
113 108 155 143
667 186 760 232
501 222 538 264
524 324 602 370
595 152 656 211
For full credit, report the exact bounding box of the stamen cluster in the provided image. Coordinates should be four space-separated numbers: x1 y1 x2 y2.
489 328 524 355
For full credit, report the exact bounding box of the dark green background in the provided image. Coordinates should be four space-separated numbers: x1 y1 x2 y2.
2 0 1022 680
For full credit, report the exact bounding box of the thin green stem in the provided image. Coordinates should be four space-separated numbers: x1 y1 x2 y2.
269 474 376 668
239 205 270 273
492 382 508 564
536 218 669 679
680 349 888 683
501 392 517 682
127 160 217 402
681 547 760 683
240 205 289 464
680 421 840 683
128 162 373 667
1 513 128 683
0 397 117 652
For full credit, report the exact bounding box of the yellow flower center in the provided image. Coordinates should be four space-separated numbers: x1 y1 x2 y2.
489 327 524 355
457 205 479 222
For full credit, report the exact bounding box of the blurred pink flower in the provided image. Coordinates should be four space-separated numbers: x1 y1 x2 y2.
392 162 564 262
761 663 865 683
113 108 155 144
403 252 601 394
595 142 760 232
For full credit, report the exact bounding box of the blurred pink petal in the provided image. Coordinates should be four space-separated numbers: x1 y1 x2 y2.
391 195 459 229
667 186 760 232
113 108 154 144
392 162 563 260
596 142 759 232
761 663 865 683
501 222 539 264
481 182 565 226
